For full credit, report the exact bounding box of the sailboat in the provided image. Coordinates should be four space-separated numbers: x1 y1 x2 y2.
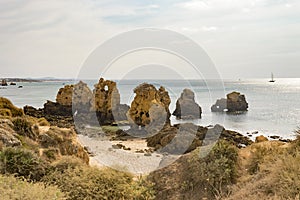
269 73 275 82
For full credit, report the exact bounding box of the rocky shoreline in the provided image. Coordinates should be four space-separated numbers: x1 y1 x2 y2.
7 77 289 173
0 78 299 199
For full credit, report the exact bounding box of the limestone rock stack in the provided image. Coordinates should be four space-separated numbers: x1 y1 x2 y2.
127 83 171 133
92 78 128 124
211 91 248 112
172 89 202 119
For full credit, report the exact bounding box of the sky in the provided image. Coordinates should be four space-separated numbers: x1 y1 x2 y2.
0 0 299 79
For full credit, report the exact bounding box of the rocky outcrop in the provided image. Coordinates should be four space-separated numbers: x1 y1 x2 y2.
0 97 24 117
1 80 7 86
38 127 89 163
211 91 248 112
146 123 253 154
172 89 202 119
56 85 73 106
127 83 171 134
73 81 93 112
91 78 129 124
0 119 21 147
24 79 129 127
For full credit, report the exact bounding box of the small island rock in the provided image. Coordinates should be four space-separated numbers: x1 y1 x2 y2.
211 91 248 112
172 89 202 119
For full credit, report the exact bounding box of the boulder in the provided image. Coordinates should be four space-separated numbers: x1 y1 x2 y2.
146 123 252 154
1 79 7 86
172 89 202 119
127 83 171 133
211 91 248 112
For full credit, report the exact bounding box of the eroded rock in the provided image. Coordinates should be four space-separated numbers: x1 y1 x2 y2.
0 119 21 147
146 123 253 154
91 78 129 124
211 91 248 112
127 83 171 133
172 89 202 119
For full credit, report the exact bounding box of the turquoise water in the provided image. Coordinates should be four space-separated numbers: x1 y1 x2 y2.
1 78 300 139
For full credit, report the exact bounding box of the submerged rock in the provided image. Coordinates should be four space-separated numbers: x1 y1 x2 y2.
211 91 248 112
127 83 171 134
172 89 202 119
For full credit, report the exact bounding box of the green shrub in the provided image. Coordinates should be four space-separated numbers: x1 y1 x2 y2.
185 140 239 198
0 174 65 200
148 140 238 200
0 147 49 181
12 117 39 140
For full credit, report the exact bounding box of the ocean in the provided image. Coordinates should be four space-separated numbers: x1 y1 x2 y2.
1 78 300 139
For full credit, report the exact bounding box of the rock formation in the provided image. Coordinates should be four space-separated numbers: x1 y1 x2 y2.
91 78 129 124
172 89 202 119
127 83 171 134
0 119 21 147
73 81 93 111
146 123 253 154
56 85 73 106
0 97 24 117
211 91 248 112
24 79 129 127
1 79 7 86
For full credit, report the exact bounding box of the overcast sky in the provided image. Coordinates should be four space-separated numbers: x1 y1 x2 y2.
0 0 299 79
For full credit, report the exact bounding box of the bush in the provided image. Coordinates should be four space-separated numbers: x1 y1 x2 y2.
43 160 155 200
0 147 49 181
149 139 238 200
12 117 39 140
0 174 65 200
186 140 239 198
38 117 50 126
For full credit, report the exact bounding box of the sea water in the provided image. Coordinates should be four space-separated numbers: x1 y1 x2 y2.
1 78 299 139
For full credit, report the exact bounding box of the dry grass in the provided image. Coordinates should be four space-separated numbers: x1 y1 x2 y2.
226 138 300 200
0 97 23 117
0 147 49 181
0 174 65 200
37 117 50 126
43 157 155 200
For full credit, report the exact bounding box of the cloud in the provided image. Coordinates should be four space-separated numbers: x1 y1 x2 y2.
0 0 299 78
